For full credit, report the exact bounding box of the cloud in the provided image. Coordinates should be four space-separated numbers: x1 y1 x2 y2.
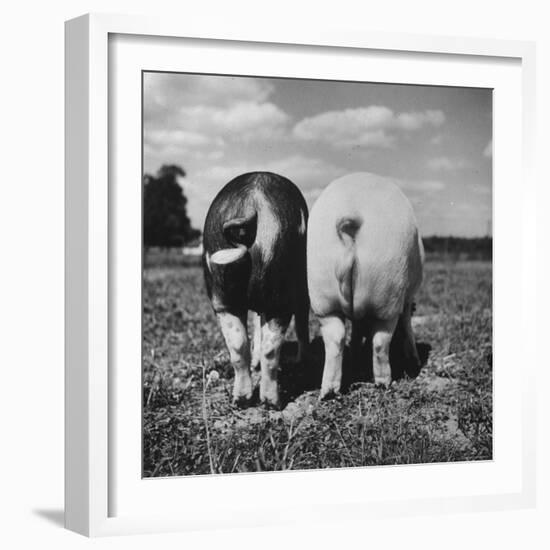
178 101 290 142
396 110 445 130
483 140 492 158
144 73 274 120
144 72 291 152
427 156 466 171
292 106 445 148
264 155 344 188
180 164 447 230
413 180 446 192
398 179 446 193
143 129 226 169
144 73 293 171
194 155 343 194
182 155 345 228
146 129 223 149
354 130 395 148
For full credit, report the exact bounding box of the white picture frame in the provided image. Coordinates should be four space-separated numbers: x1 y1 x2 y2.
65 13 537 537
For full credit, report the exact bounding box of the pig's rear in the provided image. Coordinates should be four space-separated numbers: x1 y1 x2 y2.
307 173 423 322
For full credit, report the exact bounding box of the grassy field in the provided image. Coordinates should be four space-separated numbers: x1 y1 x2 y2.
143 255 492 476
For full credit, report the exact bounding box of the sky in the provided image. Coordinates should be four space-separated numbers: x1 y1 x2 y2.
143 72 492 237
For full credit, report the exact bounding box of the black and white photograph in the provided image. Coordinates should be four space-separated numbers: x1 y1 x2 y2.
142 72 492 477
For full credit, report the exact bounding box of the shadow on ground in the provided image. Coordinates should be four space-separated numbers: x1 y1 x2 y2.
33 509 64 528
277 333 431 408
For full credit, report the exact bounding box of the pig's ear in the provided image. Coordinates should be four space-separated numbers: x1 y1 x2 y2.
222 211 257 248
209 245 247 265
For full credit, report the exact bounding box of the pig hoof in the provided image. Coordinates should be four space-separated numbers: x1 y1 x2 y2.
232 395 252 409
319 388 339 401
260 398 281 411
405 360 421 378
259 382 280 409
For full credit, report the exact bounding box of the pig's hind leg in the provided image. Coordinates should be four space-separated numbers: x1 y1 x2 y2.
293 297 309 364
250 311 262 371
319 315 346 400
401 300 421 377
217 311 252 407
259 314 290 409
371 317 398 388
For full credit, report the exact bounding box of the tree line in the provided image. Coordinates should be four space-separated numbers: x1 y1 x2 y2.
422 235 492 260
143 164 201 248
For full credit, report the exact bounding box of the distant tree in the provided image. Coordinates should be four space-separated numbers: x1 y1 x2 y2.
143 164 201 248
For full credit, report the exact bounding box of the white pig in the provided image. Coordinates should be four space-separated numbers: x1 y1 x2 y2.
307 173 424 399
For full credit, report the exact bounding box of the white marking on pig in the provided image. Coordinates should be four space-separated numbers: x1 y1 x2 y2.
298 209 307 235
259 318 288 407
210 245 247 265
254 191 280 263
250 311 262 370
372 318 397 387
217 312 252 403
